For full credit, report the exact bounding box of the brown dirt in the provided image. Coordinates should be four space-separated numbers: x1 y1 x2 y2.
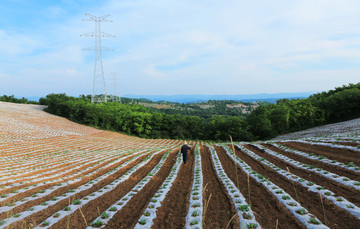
262 143 360 182
313 141 360 147
152 147 195 228
215 145 304 229
4 151 155 228
238 144 360 229
103 150 178 228
200 146 240 229
251 144 360 207
280 142 360 165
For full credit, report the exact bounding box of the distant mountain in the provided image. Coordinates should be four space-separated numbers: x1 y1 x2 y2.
124 92 315 103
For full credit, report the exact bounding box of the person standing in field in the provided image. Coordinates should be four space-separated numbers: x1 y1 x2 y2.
181 141 191 165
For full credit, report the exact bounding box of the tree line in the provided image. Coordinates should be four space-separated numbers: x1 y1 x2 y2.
38 83 360 141
0 95 38 104
3 82 359 141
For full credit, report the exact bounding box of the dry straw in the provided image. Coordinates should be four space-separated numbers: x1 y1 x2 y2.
79 206 88 227
202 182 212 228
225 213 238 229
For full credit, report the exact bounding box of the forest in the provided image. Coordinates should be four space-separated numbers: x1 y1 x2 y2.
2 83 359 141
145 100 260 118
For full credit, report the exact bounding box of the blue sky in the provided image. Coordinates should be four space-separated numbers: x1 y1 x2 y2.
1 0 360 97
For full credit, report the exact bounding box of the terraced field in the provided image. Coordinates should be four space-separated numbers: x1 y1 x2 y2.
0 102 359 228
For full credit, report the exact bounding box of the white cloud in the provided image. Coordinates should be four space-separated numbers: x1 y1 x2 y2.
1 0 360 97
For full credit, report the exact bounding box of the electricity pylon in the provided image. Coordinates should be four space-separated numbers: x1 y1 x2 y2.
81 13 115 103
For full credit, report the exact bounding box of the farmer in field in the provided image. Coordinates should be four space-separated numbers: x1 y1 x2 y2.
181 141 191 165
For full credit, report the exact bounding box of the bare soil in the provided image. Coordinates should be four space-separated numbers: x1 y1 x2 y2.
200 146 240 229
252 144 360 207
262 143 360 182
215 145 304 229
280 142 360 165
152 147 195 228
236 144 360 229
103 149 178 228
4 152 155 228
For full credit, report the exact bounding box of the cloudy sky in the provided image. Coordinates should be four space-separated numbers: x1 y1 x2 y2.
1 0 360 97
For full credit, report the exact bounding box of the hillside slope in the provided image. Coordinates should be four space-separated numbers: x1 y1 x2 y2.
272 117 360 140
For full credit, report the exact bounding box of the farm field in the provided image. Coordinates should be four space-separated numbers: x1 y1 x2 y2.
0 101 360 228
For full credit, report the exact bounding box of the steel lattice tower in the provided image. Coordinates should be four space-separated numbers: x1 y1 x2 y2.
81 14 115 103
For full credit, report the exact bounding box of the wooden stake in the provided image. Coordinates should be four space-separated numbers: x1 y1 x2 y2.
320 193 327 225
248 173 251 207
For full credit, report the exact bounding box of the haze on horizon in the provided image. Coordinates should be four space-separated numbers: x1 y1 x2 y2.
1 0 360 98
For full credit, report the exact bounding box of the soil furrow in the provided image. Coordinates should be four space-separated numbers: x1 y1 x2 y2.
250 144 360 206
262 143 360 182
0 154 126 201
280 142 360 165
152 147 195 228
3 152 153 228
200 146 239 229
0 152 139 214
312 141 360 147
50 150 170 229
103 149 178 228
215 145 304 229
236 144 360 229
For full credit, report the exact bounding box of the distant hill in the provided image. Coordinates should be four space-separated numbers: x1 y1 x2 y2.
124 92 315 103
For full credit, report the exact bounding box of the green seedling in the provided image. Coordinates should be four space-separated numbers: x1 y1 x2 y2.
191 210 199 217
139 219 146 225
282 195 290 200
72 199 81 205
296 208 306 215
247 223 258 228
240 204 249 212
101 211 108 219
309 218 320 224
91 220 103 227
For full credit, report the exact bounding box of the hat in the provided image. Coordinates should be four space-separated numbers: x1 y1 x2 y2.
184 141 188 145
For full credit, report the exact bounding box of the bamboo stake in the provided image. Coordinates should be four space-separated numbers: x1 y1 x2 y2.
248 173 251 207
